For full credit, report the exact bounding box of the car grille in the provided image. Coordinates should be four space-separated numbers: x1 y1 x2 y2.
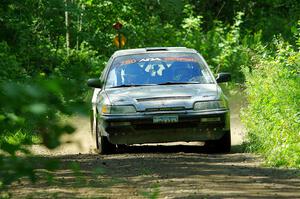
133 121 198 129
131 119 225 130
145 107 186 112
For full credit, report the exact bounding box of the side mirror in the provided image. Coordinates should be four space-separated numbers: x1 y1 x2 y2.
87 78 103 88
216 73 231 83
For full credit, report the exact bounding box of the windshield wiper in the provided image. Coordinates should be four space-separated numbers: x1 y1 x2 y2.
110 84 156 88
158 82 200 85
110 82 200 88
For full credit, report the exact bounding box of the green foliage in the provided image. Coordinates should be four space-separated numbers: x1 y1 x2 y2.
190 0 300 42
241 38 300 168
0 42 24 81
0 77 93 190
0 80 75 149
199 12 254 82
177 10 263 82
54 42 106 80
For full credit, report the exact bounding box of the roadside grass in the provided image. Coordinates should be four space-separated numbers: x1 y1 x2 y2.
0 130 40 148
241 39 300 168
0 130 41 157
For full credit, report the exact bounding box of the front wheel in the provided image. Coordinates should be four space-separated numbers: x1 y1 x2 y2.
95 118 116 154
97 134 116 154
204 131 231 153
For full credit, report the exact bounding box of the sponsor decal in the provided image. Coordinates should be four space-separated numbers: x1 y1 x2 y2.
163 57 197 62
119 57 196 66
139 58 162 62
121 59 136 65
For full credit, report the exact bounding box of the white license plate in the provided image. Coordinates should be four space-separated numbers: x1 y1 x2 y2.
153 115 178 123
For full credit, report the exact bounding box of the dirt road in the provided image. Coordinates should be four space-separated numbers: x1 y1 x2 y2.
10 92 300 198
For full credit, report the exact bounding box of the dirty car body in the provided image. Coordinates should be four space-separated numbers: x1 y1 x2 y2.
88 47 231 154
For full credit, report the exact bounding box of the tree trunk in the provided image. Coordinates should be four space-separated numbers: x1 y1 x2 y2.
76 3 84 50
65 0 70 55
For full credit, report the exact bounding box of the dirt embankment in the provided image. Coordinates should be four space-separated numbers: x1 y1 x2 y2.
9 90 300 198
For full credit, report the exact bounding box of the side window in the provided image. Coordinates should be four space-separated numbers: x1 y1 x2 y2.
106 68 118 87
100 57 114 82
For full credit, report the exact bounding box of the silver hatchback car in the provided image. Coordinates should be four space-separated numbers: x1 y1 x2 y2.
88 47 231 154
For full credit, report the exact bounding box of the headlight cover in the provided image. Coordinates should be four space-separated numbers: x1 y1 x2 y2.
194 100 227 111
102 105 136 114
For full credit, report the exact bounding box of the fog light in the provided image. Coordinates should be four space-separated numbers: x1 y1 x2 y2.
201 117 221 122
110 122 131 127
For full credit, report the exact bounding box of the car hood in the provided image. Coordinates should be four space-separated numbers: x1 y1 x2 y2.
104 84 221 111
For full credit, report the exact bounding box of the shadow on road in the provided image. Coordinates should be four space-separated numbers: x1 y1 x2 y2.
9 145 300 198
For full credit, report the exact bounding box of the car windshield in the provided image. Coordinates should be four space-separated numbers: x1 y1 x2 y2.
105 52 215 88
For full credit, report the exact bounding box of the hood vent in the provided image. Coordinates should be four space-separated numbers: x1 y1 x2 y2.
137 96 191 102
145 107 186 112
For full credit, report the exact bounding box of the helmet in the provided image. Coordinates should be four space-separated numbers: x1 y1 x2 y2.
171 61 202 82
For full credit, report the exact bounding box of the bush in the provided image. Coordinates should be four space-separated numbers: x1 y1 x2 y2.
241 38 300 168
178 11 262 82
0 42 25 81
0 77 88 190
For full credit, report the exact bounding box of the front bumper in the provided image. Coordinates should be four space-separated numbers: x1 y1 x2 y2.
98 110 230 144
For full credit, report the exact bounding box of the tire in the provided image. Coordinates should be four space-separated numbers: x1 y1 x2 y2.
97 134 116 155
95 117 116 154
205 131 231 153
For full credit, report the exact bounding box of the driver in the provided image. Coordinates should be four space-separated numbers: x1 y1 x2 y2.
123 63 146 85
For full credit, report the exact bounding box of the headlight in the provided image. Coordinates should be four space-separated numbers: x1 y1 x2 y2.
102 105 136 114
194 100 226 111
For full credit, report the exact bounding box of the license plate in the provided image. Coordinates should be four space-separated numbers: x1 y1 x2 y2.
153 115 178 123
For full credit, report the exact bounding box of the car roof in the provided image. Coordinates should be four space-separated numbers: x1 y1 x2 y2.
112 47 198 57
